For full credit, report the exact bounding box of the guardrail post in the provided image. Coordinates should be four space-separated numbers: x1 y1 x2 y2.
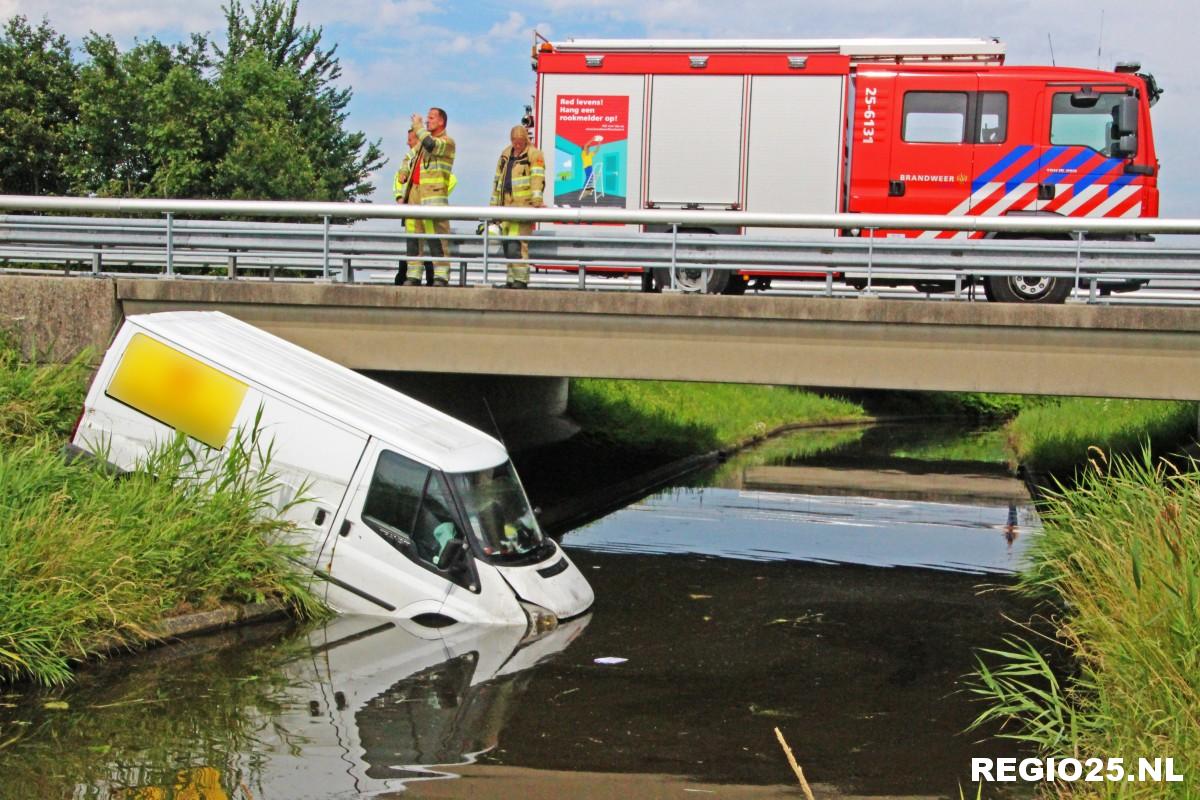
482 220 490 284
864 228 876 296
227 254 237 280
342 257 352 283
1089 278 1099 303
164 212 175 278
669 223 679 291
322 215 331 279
1073 232 1083 301
954 273 963 300
825 270 833 297
91 248 101 277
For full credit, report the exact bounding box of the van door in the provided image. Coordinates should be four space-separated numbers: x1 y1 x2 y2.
887 73 978 228
323 440 471 618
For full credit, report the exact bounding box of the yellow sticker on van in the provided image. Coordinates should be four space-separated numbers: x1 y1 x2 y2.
107 333 248 449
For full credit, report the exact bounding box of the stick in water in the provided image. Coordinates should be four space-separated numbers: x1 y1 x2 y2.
773 726 816 800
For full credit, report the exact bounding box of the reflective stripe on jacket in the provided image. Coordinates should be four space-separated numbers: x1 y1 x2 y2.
490 146 545 207
412 123 456 206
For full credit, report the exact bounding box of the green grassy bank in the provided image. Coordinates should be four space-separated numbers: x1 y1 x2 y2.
0 336 323 686
567 379 867 457
1005 398 1197 477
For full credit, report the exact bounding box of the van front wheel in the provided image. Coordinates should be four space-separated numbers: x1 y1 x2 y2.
984 275 1072 304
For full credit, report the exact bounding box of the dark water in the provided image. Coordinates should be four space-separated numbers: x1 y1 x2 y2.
0 424 1038 799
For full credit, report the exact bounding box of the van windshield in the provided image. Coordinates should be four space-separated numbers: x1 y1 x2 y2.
447 461 547 561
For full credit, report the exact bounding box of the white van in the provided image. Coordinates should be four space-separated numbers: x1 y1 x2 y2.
71 311 594 630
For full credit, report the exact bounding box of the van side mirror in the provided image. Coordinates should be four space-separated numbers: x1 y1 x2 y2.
437 538 469 573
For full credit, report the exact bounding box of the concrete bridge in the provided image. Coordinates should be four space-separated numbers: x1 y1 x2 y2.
5 274 1200 400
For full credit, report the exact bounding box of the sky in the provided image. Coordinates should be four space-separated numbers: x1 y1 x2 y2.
3 0 1196 215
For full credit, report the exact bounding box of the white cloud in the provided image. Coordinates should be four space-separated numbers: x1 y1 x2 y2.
7 0 223 41
487 10 526 40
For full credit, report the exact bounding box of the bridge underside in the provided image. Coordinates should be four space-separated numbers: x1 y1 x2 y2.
5 276 1200 400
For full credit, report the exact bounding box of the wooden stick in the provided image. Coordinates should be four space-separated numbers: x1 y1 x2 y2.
774 726 816 800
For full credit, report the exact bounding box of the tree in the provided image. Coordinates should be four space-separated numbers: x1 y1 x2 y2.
216 0 384 200
1 1 384 201
0 16 77 195
68 34 216 198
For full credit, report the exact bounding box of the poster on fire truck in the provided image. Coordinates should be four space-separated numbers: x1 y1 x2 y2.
554 94 628 207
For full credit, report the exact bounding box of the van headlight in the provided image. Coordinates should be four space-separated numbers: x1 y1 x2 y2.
520 601 558 641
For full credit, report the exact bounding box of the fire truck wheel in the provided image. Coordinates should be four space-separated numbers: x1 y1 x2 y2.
723 275 748 295
640 269 661 293
652 267 729 294
984 275 1072 304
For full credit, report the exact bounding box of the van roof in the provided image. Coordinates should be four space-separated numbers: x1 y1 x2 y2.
125 311 508 473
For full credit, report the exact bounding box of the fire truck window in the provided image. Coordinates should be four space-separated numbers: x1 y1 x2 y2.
1051 92 1123 155
976 92 1008 144
902 92 968 144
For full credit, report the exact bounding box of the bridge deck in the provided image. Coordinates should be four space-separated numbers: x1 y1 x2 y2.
4 275 1199 399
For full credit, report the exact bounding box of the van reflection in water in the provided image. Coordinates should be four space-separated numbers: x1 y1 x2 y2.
65 615 589 799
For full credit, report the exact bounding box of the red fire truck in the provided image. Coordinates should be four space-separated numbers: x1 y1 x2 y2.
529 37 1162 302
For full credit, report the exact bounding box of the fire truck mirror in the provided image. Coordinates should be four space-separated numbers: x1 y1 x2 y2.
1115 133 1139 158
1116 96 1140 135
1070 89 1100 108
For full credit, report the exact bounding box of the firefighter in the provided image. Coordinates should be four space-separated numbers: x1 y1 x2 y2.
403 107 456 287
394 125 458 286
393 126 423 286
489 124 545 289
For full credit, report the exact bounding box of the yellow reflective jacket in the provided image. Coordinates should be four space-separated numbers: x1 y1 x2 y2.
490 145 545 207
393 148 418 202
395 146 456 205
410 123 456 206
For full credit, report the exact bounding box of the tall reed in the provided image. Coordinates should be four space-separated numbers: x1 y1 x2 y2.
970 449 1199 798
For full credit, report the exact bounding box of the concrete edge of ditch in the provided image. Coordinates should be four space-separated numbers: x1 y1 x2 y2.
147 600 289 640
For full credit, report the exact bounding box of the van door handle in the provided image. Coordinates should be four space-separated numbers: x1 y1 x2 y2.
888 180 905 197
339 520 352 537
1037 183 1056 201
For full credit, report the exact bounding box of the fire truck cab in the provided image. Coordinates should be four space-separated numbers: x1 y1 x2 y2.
531 37 1162 302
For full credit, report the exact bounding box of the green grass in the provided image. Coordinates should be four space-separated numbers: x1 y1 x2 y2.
0 335 325 686
0 331 94 446
706 426 868 488
970 450 1200 798
1005 398 1197 475
568 379 867 457
892 427 1010 465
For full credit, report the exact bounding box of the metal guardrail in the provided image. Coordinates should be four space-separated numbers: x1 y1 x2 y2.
2 194 1200 301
